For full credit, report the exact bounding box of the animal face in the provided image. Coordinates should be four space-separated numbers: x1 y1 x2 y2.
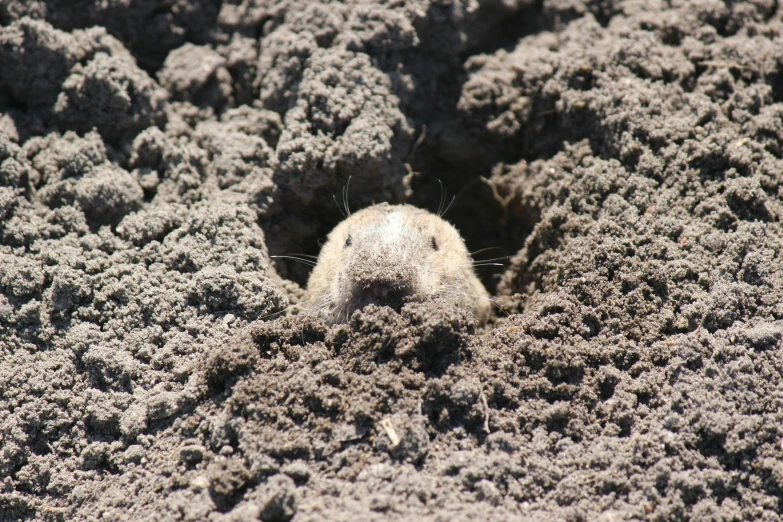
306 203 488 324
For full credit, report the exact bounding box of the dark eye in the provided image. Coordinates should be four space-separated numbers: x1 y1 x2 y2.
430 236 438 250
345 235 352 248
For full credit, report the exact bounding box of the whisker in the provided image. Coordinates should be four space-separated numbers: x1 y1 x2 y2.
441 193 456 218
314 296 336 312
343 176 352 216
436 289 510 317
324 303 341 320
316 293 334 307
472 262 505 267
258 292 333 321
270 255 317 267
437 179 446 217
470 246 503 256
306 294 341 323
472 255 512 263
333 194 348 218
259 302 303 322
309 292 335 309
258 308 289 321
475 296 510 316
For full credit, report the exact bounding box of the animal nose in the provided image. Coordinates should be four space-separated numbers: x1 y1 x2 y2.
367 282 395 300
361 281 410 306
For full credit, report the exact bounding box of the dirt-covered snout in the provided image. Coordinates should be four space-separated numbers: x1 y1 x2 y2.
339 230 430 311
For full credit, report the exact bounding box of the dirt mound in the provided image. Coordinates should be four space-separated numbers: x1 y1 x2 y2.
1 1 782 520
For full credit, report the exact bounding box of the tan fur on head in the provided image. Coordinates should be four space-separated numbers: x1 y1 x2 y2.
305 203 491 325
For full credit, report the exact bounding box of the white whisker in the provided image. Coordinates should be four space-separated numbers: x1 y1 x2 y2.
472 255 511 264
441 193 456 218
271 255 317 267
343 176 352 216
437 179 446 217
333 194 348 218
470 246 502 256
258 292 333 322
436 288 510 317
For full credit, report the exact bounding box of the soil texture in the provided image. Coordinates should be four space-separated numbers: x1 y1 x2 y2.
1 0 783 520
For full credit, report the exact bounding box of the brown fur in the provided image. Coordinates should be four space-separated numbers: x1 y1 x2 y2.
304 203 491 324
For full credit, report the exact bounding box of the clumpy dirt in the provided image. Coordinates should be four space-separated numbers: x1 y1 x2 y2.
1 0 783 520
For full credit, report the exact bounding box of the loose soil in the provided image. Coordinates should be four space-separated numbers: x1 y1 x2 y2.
1 1 783 520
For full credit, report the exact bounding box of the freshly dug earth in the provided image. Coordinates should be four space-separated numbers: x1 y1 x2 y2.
1 1 783 520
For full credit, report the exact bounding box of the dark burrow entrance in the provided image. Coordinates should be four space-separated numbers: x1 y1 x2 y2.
263 161 534 304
